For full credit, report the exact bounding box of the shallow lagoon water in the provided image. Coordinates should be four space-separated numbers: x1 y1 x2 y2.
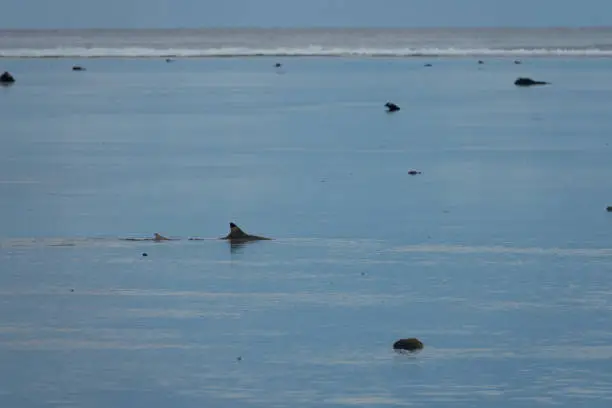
1 57 612 407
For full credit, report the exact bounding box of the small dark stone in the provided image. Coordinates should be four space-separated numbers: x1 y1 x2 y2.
514 77 549 87
393 338 424 352
407 169 422 175
236 356 242 361
72 66 85 71
142 252 148 257
275 63 282 68
478 60 484 64
385 102 400 112
424 63 432 67
607 206 612 212
514 60 522 64
70 289 75 292
0 71 16 83
165 58 174 63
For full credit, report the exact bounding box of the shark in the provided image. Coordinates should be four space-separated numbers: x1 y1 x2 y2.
221 222 271 242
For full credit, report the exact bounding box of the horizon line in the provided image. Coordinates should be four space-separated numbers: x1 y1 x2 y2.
2 25 612 31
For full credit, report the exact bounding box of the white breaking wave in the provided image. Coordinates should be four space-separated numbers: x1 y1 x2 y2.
2 46 612 58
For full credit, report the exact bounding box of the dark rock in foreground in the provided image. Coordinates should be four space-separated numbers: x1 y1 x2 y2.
514 77 549 87
393 338 424 352
0 71 15 83
385 102 400 112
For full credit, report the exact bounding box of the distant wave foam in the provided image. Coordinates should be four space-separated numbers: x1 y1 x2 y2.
2 46 612 58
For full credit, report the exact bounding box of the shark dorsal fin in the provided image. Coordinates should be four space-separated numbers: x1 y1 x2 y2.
227 222 248 239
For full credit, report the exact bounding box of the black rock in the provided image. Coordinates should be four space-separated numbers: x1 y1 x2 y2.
393 338 424 352
606 206 612 212
142 252 148 257
514 77 549 86
275 63 282 68
424 63 432 67
72 66 85 71
478 60 484 64
0 71 15 83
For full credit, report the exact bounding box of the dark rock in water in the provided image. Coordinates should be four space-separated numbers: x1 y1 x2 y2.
72 66 85 71
607 206 612 212
385 102 400 112
0 71 15 83
407 169 422 175
478 60 484 64
393 338 424 352
165 58 174 63
142 252 148 257
424 63 432 67
514 60 522 64
514 77 549 86
275 63 282 68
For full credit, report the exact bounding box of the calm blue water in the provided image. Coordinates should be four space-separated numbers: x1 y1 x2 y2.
1 57 612 407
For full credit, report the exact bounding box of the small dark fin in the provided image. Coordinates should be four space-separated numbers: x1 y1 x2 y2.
223 222 272 241
225 222 248 239
385 102 400 112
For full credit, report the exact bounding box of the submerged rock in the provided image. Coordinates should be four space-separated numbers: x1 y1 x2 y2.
607 206 612 212
72 66 85 71
478 60 484 64
514 60 522 64
407 169 422 175
393 338 424 352
385 102 400 112
514 77 549 86
424 63 432 67
0 71 15 83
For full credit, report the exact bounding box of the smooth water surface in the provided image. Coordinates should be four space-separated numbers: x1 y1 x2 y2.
1 57 612 407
